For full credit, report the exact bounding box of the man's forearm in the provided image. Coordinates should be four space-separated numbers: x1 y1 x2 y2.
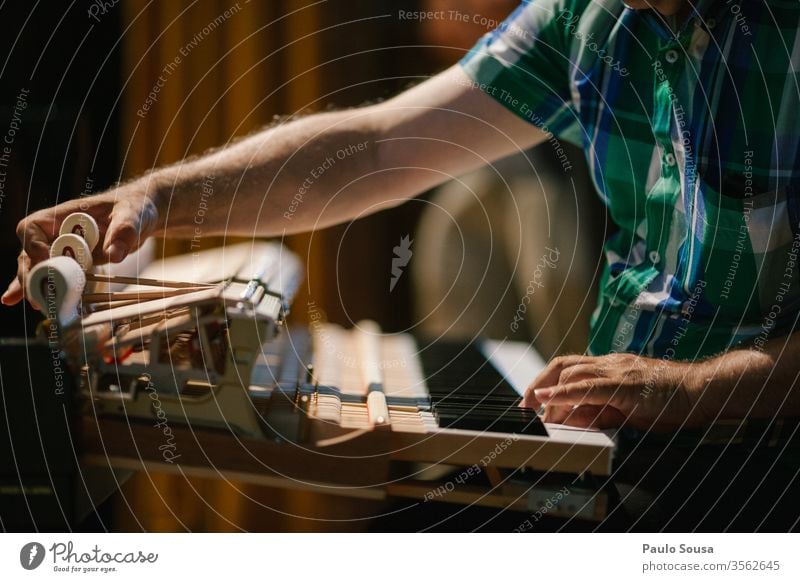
144 107 386 238
132 66 543 240
691 333 800 421
4 66 542 306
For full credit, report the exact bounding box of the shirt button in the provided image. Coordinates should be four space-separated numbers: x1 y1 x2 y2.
664 152 676 166
664 49 679 64
706 18 716 29
649 250 661 264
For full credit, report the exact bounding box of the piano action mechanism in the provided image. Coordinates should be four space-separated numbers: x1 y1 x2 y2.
2 213 616 527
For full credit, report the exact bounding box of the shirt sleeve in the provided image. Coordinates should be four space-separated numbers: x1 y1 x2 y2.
459 0 585 143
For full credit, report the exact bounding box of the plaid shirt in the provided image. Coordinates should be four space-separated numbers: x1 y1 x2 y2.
461 0 800 359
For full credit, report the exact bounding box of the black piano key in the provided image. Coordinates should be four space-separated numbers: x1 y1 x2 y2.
433 403 539 419
434 407 546 436
417 340 523 401
416 339 547 437
430 397 521 409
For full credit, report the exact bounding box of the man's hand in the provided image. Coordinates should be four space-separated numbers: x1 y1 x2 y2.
2 186 160 306
521 353 710 431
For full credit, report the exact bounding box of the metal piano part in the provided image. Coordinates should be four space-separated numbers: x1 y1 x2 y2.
82 242 303 439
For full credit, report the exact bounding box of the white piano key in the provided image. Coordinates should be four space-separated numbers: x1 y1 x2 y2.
479 339 547 397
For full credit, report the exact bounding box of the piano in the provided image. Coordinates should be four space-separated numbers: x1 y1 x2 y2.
0 223 615 531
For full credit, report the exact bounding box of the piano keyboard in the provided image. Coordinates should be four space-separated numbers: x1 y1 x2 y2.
250 321 614 477
258 322 547 440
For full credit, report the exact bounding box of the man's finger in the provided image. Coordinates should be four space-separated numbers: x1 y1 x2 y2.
1 277 23 306
102 198 154 263
558 363 602 384
525 370 599 408
17 251 33 306
533 355 595 387
4 251 33 307
17 220 53 264
534 379 622 408
102 209 137 262
542 404 573 424
558 404 627 429
523 355 597 405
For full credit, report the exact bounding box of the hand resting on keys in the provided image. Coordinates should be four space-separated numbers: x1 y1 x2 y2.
521 352 713 431
2 188 160 306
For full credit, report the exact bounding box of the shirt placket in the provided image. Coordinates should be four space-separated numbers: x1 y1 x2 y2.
646 39 686 271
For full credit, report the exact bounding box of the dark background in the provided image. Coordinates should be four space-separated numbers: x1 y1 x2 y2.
0 2 122 337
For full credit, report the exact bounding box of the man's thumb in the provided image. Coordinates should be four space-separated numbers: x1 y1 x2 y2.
102 206 144 263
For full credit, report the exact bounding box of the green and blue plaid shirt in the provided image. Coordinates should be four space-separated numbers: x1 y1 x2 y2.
461 0 800 359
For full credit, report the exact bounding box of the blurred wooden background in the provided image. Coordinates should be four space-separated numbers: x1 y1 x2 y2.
121 0 422 330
